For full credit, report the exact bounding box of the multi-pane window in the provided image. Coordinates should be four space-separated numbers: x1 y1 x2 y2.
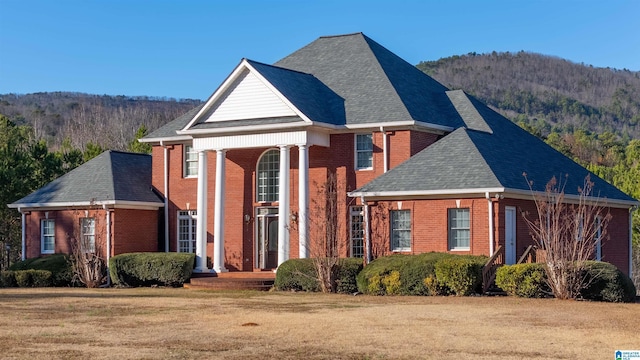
391 210 411 252
184 145 198 177
257 149 279 202
81 218 96 253
355 134 373 170
41 219 55 254
448 208 470 250
178 210 197 253
350 206 364 258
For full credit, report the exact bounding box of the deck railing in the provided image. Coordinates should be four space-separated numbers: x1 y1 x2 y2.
482 245 504 294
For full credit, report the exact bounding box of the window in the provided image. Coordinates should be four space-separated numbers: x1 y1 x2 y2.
391 210 411 251
256 149 279 202
80 217 96 253
178 210 197 253
448 208 470 250
184 145 198 177
350 206 364 258
355 134 373 170
41 219 55 254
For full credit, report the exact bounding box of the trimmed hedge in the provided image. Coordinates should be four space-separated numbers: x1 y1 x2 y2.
434 255 486 296
9 254 73 286
495 263 549 298
1 270 52 287
109 252 195 287
274 257 363 294
357 253 487 296
580 261 636 303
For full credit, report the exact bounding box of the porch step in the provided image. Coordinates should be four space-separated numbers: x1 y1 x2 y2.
186 271 276 291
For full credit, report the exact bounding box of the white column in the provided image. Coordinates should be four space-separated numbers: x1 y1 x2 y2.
278 145 291 266
298 144 309 258
194 150 209 272
213 149 228 273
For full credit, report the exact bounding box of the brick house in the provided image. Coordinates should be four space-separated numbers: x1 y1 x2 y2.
10 33 637 275
8 151 163 263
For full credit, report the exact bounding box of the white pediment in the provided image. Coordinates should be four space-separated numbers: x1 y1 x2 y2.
204 68 297 122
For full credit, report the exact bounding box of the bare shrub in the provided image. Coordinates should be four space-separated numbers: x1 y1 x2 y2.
522 174 611 300
67 210 107 288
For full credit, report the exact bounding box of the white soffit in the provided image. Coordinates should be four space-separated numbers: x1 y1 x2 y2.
205 68 297 122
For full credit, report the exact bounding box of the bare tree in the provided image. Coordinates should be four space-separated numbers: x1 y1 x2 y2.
522 174 611 300
307 172 345 293
67 209 107 288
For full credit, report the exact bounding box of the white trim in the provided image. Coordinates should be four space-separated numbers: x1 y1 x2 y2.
40 219 55 254
20 210 26 261
162 142 169 253
486 192 495 256
345 120 453 134
177 210 197 253
298 144 310 259
9 201 164 211
183 144 198 178
138 135 192 144
349 187 506 199
348 186 639 208
194 150 209 272
193 130 329 151
354 133 373 171
277 145 291 267
390 209 411 252
448 208 470 251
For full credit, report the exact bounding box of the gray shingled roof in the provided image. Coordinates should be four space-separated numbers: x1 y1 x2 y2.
353 90 636 203
275 33 462 127
10 151 163 208
143 104 204 140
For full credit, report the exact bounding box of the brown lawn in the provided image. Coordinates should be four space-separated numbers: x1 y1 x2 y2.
0 288 638 359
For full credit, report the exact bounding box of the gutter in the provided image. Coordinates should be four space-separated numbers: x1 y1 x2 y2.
486 192 495 256
381 126 388 173
103 204 112 287
20 208 26 261
362 196 371 264
161 140 170 253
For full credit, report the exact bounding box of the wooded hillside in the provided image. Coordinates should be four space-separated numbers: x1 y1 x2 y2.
418 51 640 140
0 92 201 151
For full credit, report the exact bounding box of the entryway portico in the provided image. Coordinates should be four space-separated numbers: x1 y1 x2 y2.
191 129 329 273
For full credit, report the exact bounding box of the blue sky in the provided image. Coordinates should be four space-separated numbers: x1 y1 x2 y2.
1 0 638 100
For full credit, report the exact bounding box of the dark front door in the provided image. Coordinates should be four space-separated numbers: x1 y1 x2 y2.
256 207 279 269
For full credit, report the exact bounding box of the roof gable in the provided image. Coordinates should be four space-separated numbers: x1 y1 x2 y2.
9 151 163 208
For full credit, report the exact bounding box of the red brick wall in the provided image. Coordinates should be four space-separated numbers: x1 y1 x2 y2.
111 209 159 255
369 197 493 258
22 208 160 259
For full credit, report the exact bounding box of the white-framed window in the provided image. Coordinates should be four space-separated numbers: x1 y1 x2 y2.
448 208 470 250
178 210 197 253
350 206 364 258
41 219 55 254
355 133 373 170
80 217 96 253
256 149 279 202
391 210 411 252
184 145 198 178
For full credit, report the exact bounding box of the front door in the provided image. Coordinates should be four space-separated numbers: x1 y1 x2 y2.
256 207 279 269
505 206 517 265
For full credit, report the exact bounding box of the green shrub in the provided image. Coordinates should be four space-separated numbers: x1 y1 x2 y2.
109 252 195 287
495 263 549 298
11 270 52 287
275 258 319 292
434 256 485 296
0 271 17 287
580 261 636 303
335 258 364 294
357 252 486 296
275 257 363 294
10 254 73 286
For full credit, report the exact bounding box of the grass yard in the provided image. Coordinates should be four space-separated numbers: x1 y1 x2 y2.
0 288 638 359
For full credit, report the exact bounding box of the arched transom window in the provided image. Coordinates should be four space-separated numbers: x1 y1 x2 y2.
256 149 280 202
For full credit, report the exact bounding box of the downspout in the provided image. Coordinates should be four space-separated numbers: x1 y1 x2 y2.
20 208 26 261
486 192 494 256
380 126 388 173
630 207 635 277
103 204 112 287
161 140 169 252
362 196 371 264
